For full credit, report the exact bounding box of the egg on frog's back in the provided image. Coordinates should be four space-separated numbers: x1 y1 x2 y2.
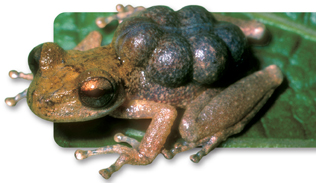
112 5 247 88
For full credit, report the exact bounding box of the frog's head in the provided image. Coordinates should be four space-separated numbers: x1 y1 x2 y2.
25 42 125 122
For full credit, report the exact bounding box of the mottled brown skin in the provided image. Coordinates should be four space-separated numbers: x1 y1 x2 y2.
26 5 283 179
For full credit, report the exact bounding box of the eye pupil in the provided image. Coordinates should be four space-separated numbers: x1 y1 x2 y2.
79 77 115 108
82 88 108 97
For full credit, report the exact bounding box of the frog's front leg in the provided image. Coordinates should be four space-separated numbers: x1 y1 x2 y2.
75 100 177 179
163 65 283 162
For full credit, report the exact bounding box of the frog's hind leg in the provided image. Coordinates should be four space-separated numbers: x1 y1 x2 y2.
162 87 228 160
164 65 283 162
161 88 223 159
162 140 197 159
189 89 274 163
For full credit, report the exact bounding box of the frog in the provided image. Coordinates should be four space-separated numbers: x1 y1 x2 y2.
5 5 283 179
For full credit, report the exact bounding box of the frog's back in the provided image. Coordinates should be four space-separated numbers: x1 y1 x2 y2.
112 5 247 107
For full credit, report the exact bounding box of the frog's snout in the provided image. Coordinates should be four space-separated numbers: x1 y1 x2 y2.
26 81 80 122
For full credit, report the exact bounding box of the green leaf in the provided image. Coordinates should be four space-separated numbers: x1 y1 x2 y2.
53 12 316 148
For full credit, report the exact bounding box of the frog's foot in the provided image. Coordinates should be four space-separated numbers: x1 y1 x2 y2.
96 4 145 28
161 135 222 160
75 133 149 179
5 70 33 107
114 133 140 148
8 70 33 80
162 141 196 159
162 137 217 162
5 88 28 107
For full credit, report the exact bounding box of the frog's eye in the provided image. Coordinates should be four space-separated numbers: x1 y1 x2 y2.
79 77 115 108
28 43 43 75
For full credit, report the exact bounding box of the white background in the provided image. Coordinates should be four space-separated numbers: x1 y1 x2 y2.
1 0 315 183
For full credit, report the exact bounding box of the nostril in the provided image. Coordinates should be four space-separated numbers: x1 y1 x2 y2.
45 99 55 106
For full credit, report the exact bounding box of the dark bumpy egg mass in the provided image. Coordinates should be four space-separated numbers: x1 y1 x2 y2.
113 5 247 87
